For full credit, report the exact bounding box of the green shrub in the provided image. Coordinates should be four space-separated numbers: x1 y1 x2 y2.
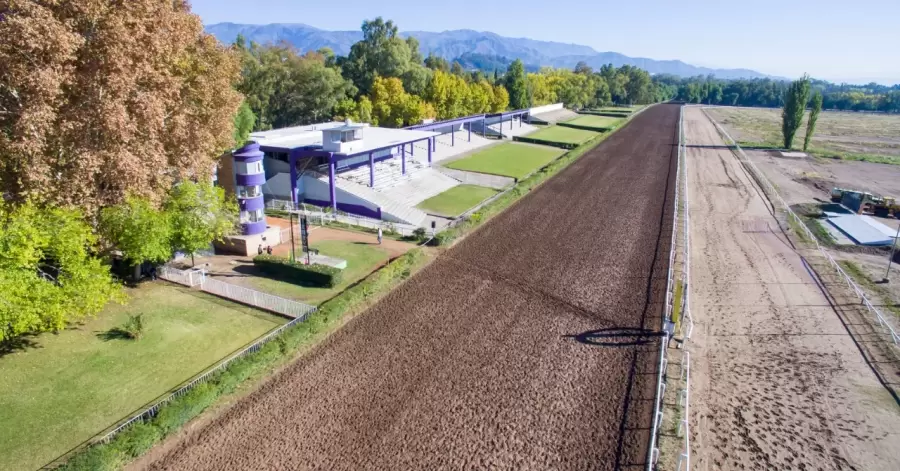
113 423 160 457
121 315 144 340
253 254 342 288
59 443 123 471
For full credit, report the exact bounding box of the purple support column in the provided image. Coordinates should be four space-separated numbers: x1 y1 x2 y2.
401 146 406 175
427 138 432 166
289 152 298 208
410 142 414 156
468 123 471 142
451 127 455 146
369 152 375 187
328 159 337 213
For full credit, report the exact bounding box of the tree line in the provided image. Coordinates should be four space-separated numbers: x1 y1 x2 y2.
658 75 900 113
234 17 667 131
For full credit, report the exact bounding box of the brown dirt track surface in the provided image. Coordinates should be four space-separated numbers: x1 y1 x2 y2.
137 105 680 471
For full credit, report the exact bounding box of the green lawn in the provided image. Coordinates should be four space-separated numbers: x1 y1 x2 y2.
240 240 393 305
444 143 565 179
565 115 623 129
0 283 285 471
416 184 499 217
528 126 599 145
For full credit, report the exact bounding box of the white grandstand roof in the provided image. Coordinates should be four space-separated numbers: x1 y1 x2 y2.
251 122 438 156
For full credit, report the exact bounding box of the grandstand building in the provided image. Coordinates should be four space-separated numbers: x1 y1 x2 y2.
220 105 565 230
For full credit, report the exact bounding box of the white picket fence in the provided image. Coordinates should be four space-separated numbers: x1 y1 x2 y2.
159 265 316 320
200 276 316 319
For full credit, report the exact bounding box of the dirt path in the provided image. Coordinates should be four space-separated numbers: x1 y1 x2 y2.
133 104 679 471
685 106 900 471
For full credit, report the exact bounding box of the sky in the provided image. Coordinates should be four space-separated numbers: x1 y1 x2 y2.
189 0 900 84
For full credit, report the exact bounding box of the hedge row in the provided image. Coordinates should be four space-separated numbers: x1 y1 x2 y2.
511 136 578 150
577 111 630 118
253 254 342 288
434 105 650 247
59 249 427 471
557 122 614 133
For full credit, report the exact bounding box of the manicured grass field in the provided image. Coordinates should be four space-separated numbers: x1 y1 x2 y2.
0 283 285 471
566 115 623 129
444 143 565 179
241 240 392 305
416 184 500 217
528 126 599 145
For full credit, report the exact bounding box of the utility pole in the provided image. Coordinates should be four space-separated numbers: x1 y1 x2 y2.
289 213 296 263
883 223 900 282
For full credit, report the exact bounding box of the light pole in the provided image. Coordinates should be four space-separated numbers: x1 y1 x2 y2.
883 222 900 282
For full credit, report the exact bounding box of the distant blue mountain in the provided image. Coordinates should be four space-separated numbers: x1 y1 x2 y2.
205 22 771 80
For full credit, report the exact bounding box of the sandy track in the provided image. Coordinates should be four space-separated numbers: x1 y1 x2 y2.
685 107 900 471
137 105 680 471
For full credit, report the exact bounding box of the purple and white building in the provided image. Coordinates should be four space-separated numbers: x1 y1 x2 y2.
221 110 537 233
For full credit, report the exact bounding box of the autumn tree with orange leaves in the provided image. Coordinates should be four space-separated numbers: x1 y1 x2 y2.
0 0 243 216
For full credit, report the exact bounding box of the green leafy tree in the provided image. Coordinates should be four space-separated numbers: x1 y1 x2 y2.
0 201 123 342
803 91 824 152
166 181 237 266
782 74 811 149
233 101 256 145
451 61 465 76
491 85 510 112
505 59 528 109
340 18 414 95
400 64 432 96
593 76 611 107
425 54 450 72
99 197 172 279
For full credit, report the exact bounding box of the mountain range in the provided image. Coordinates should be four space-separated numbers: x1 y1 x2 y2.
205 22 771 80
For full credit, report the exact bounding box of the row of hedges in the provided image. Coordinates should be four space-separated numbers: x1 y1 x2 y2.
434 105 650 247
557 122 614 133
577 110 630 118
511 135 578 150
253 254 342 288
59 249 428 470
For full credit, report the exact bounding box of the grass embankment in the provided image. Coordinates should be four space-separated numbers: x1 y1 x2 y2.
565 115 623 129
434 106 646 247
57 249 429 470
0 284 286 471
838 260 900 320
444 143 565 179
244 240 392 305
528 125 599 145
416 184 499 217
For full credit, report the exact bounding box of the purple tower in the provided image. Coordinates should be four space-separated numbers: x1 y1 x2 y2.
233 142 267 235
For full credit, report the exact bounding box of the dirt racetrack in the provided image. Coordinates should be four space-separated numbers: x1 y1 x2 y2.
138 104 680 471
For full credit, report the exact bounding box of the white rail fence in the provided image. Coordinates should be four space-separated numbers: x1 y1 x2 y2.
677 106 692 471
265 199 419 237
648 104 691 470
701 107 900 347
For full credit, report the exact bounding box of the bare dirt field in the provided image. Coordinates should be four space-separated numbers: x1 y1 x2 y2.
686 106 900 471
132 104 680 470
706 106 900 160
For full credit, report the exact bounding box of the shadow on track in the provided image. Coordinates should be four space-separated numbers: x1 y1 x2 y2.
566 327 666 348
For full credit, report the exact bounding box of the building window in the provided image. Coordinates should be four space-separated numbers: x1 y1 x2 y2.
240 209 265 224
235 160 263 175
236 185 261 198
